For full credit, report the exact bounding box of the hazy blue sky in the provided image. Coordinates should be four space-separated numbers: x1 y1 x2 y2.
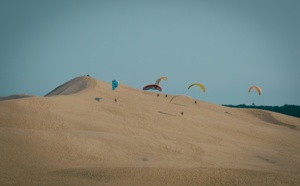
1 0 299 105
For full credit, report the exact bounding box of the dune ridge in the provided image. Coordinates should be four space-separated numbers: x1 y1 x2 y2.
45 76 96 96
1 76 300 185
0 94 35 101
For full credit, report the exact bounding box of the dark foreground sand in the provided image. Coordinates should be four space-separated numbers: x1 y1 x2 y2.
2 167 300 186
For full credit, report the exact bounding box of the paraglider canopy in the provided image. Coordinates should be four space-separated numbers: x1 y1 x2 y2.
248 86 262 95
112 80 119 90
143 84 162 92
155 76 168 85
188 83 206 92
169 94 193 103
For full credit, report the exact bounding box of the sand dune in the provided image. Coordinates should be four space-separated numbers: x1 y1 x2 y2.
0 94 35 101
1 76 300 185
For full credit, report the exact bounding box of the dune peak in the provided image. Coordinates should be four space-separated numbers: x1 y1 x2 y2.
45 76 96 96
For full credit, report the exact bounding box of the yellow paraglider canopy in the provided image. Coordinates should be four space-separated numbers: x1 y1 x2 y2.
155 76 168 85
248 86 262 95
188 83 206 92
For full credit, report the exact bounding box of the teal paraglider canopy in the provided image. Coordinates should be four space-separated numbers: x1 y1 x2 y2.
112 80 119 90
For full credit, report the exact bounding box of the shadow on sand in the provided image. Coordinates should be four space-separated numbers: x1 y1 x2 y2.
158 111 176 116
171 103 187 107
95 97 102 102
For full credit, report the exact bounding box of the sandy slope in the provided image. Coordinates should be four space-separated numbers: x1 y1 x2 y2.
1 76 300 185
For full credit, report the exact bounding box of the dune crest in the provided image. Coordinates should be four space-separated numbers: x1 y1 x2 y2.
0 94 35 101
1 76 300 185
45 76 96 96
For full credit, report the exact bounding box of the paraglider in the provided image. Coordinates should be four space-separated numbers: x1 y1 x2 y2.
143 84 162 92
248 86 262 95
170 95 194 115
188 83 206 92
155 76 168 85
169 94 193 104
112 80 119 90
188 83 205 104
112 79 119 102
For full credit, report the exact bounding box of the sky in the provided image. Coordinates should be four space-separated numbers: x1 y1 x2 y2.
1 0 299 106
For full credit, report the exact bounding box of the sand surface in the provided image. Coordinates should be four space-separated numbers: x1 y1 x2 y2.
1 76 300 185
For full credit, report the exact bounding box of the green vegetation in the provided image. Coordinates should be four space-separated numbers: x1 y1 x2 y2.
222 104 300 118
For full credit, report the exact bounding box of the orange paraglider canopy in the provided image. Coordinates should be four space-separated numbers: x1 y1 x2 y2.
248 86 262 95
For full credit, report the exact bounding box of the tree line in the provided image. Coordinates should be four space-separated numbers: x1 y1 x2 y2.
222 104 300 118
